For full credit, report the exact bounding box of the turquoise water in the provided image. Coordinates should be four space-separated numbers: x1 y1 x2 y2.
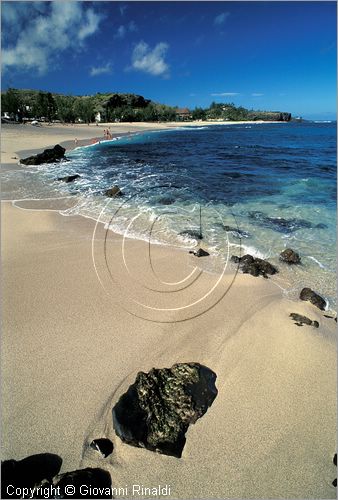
3 122 336 310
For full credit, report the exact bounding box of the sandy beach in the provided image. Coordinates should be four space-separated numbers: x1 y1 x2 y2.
1 124 336 498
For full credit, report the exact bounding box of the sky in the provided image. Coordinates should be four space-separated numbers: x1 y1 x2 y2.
1 1 337 120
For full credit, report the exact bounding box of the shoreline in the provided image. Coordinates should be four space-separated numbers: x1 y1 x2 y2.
2 121 336 314
1 122 336 498
2 119 286 166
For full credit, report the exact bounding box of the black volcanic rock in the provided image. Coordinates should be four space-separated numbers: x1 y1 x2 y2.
112 363 218 458
179 230 203 240
20 145 66 165
299 288 327 311
54 468 112 498
189 248 210 257
1 454 62 497
90 438 114 458
57 174 81 183
105 185 123 197
231 254 278 278
157 197 175 205
280 248 301 264
289 313 319 328
248 211 313 234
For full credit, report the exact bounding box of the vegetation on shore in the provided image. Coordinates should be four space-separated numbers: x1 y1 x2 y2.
1 88 291 123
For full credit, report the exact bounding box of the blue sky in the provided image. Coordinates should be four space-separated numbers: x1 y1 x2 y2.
1 1 337 119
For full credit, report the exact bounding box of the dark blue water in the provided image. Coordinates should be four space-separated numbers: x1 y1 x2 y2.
4 122 336 309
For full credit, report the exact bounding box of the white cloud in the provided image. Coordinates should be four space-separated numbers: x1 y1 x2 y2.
115 25 126 39
119 5 128 16
90 62 113 76
211 92 239 97
252 93 264 97
78 9 102 41
131 41 170 77
214 12 230 25
2 2 103 75
114 21 137 39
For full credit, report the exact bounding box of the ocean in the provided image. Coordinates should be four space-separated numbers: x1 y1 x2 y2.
3 121 336 311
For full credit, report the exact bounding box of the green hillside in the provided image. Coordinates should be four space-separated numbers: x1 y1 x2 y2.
1 88 291 123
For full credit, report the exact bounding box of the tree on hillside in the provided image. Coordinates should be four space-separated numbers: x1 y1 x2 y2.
73 97 95 124
1 88 21 119
192 107 207 120
55 95 76 123
32 92 56 121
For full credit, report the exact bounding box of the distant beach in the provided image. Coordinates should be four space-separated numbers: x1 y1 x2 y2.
1 121 337 498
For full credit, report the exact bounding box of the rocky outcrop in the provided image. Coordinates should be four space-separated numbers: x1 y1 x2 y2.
280 248 301 264
20 145 66 165
249 111 291 122
189 248 210 257
231 254 278 278
299 288 326 311
112 363 218 458
90 438 114 458
105 185 123 197
57 174 81 183
289 313 319 328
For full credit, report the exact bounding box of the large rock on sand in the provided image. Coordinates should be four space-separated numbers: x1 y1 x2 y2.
289 313 319 328
189 248 210 257
299 287 326 310
20 145 66 165
112 363 218 458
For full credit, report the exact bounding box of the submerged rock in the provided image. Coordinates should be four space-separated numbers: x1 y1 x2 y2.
231 254 278 278
222 225 250 239
20 145 66 165
54 468 112 498
57 174 81 183
299 288 326 311
248 211 313 234
179 230 203 240
157 197 175 205
90 438 114 458
189 248 210 257
280 248 301 264
105 185 123 197
112 363 218 458
1 453 62 496
289 313 319 328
